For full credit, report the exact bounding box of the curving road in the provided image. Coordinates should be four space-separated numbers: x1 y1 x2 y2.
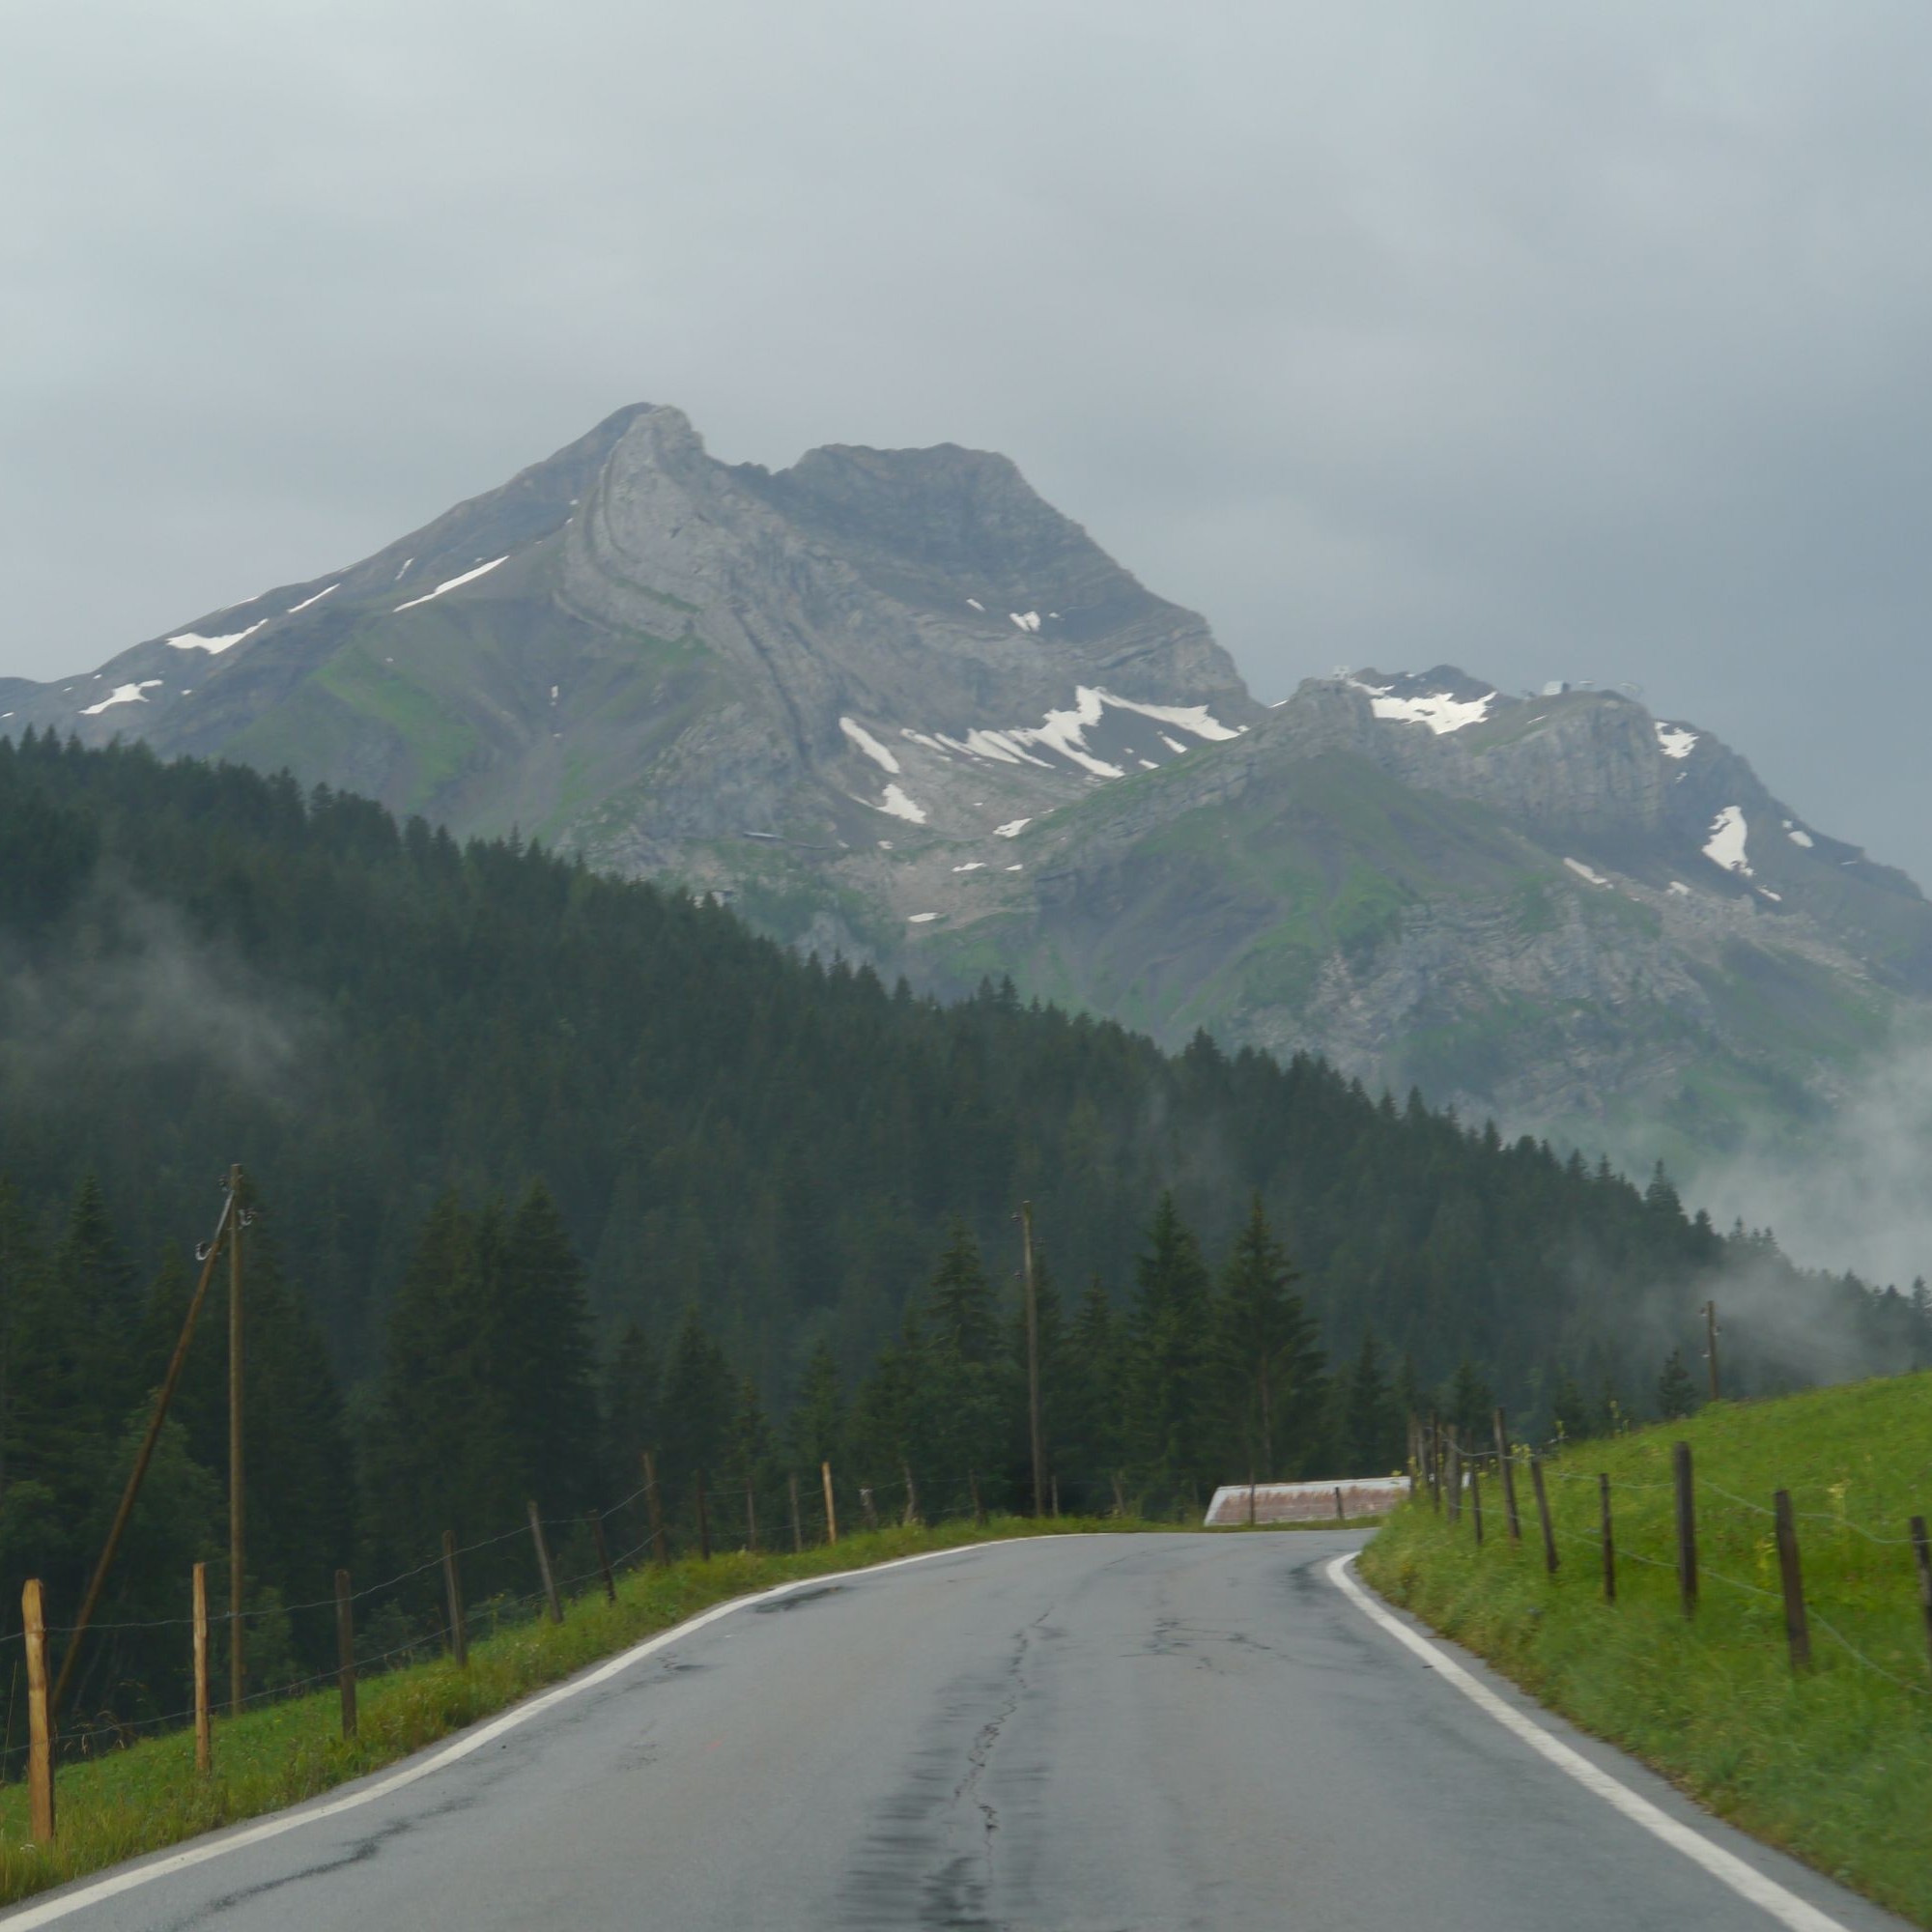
7 1533 1907 1930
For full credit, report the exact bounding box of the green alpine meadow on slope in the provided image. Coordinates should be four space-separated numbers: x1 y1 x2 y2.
0 1517 1152 1912
1361 1376 1932 1925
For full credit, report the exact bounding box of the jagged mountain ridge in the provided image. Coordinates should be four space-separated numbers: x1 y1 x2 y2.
14 406 1257 870
11 406 1928 1158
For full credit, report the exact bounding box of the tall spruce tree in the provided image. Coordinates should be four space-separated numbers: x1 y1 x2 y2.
601 1320 660 1499
1657 1349 1697 1420
491 1180 598 1513
1213 1197 1321 1480
1125 1194 1215 1501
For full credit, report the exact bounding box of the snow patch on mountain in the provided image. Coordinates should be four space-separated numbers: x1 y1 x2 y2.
167 621 264 655
877 784 927 825
287 583 339 614
1704 807 1752 876
1350 676 1496 735
994 818 1031 838
395 555 507 612
1564 858 1612 888
81 680 162 715
839 717 900 774
1009 611 1041 633
1656 722 1698 760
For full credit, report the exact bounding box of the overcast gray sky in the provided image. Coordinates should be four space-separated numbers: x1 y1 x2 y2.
7 3 1931 870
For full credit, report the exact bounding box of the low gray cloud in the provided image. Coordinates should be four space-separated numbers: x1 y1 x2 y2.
1692 1021 1932 1294
5 3 1931 873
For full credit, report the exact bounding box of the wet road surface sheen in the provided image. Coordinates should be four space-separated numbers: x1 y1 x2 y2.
11 1533 1908 1931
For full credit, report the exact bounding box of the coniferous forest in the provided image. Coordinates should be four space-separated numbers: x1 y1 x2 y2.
0 729 1926 1731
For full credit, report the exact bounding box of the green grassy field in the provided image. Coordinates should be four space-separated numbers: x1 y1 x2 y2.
0 1514 1151 1910
1361 1375 1932 1924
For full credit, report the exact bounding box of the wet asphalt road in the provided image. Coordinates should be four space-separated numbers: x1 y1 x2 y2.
8 1532 1907 1931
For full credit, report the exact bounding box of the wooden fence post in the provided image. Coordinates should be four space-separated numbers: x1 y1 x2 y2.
788 1472 804 1553
192 1562 213 1771
901 1461 920 1527
1050 1474 1061 1520
1468 1464 1484 1547
1494 1409 1520 1544
970 1469 986 1527
1529 1456 1558 1574
1672 1441 1697 1617
1773 1491 1810 1671
861 1486 879 1533
1445 1429 1462 1524
744 1481 758 1556
1598 1474 1615 1603
644 1451 668 1567
588 1508 616 1603
821 1461 838 1545
1428 1414 1442 1511
1111 1471 1125 1519
1333 1486 1346 1526
334 1568 356 1741
528 1501 562 1623
695 1471 711 1562
22 1579 53 1845
442 1530 469 1664
1911 1516 1932 1679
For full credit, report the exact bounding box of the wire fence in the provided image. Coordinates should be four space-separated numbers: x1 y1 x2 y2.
1408 1414 1932 1704
0 1454 1188 1801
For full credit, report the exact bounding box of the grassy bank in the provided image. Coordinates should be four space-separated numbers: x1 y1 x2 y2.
0 1514 1148 1910
1360 1375 1932 1925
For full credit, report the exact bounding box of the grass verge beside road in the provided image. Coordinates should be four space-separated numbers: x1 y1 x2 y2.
0 1514 1145 1912
1360 1375 1932 1926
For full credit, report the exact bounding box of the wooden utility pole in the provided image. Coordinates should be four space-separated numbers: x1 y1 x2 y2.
334 1569 357 1741
821 1460 838 1545
192 1562 212 1772
51 1176 236 1719
228 1164 246 1714
22 1579 53 1845
1020 1202 1045 1519
1704 1300 1721 1403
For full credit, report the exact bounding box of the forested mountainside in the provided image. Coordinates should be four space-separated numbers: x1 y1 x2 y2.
3 730 1919 1400
0 731 1924 1726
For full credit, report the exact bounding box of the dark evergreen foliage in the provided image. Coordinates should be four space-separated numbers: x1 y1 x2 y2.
0 734 1925 1736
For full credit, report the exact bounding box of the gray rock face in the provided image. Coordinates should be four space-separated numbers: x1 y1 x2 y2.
11 403 1257 873
13 406 1928 1163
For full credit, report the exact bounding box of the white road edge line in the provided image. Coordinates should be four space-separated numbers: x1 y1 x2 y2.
1 1540 1024 1927
1325 1553 1853 1932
